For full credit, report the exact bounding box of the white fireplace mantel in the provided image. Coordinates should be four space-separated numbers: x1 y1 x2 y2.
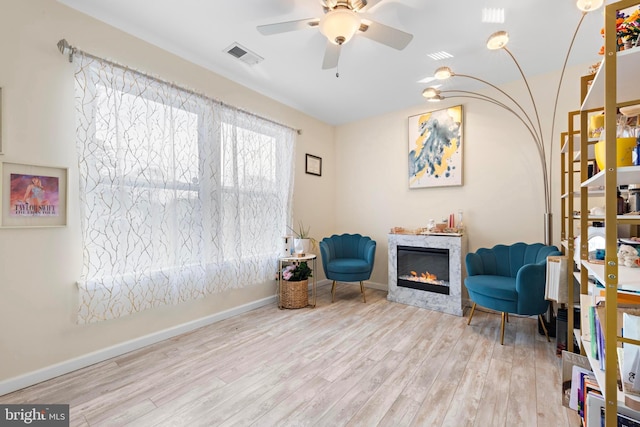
387 233 467 316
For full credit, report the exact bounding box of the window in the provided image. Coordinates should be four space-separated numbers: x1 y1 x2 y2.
74 54 295 323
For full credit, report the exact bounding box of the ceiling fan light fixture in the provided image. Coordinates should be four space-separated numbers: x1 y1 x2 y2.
319 8 361 45
486 30 509 50
434 66 453 80
576 0 604 12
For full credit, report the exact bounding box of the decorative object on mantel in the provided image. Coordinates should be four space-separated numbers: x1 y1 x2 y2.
390 210 466 236
420 1 604 245
389 226 463 236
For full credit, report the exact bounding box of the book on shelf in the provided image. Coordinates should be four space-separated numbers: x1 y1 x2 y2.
582 294 593 343
590 304 598 360
618 348 640 412
591 303 640 367
572 366 595 411
562 350 593 409
586 391 640 427
623 313 640 395
596 304 605 369
545 255 568 303
583 377 601 424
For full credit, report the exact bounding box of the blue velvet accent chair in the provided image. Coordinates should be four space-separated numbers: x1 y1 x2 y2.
464 242 562 345
319 234 376 303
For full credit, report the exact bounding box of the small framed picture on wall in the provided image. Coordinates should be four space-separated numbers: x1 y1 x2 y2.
305 154 322 176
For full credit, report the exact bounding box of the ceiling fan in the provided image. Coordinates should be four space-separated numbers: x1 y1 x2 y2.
257 0 413 70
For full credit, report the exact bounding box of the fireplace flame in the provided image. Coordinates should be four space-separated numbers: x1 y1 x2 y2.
411 270 438 282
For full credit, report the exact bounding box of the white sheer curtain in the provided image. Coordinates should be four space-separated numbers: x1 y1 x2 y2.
74 53 295 323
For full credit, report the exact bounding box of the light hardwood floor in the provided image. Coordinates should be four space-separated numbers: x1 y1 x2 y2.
1 285 580 426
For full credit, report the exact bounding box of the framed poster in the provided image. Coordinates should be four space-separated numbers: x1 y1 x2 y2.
1 162 68 227
408 105 463 188
305 154 322 176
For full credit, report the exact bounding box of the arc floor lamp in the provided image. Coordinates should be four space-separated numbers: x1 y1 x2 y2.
421 0 604 245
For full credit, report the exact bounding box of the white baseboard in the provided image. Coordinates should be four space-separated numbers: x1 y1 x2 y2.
315 279 387 292
0 295 277 397
365 281 388 291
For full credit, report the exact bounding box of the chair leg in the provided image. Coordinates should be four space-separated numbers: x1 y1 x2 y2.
506 312 509 323
539 314 551 342
467 303 477 325
331 280 336 303
360 281 366 303
500 312 506 345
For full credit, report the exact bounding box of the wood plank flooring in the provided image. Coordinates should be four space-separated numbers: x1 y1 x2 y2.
0 285 580 426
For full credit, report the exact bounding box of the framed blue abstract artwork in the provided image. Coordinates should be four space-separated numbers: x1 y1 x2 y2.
408 105 463 188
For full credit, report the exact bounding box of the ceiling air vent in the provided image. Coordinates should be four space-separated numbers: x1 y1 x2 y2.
224 43 264 65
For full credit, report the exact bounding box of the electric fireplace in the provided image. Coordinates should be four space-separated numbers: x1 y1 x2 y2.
388 233 466 316
396 246 450 295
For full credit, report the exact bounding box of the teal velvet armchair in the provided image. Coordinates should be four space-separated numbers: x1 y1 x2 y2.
464 242 561 345
319 234 376 303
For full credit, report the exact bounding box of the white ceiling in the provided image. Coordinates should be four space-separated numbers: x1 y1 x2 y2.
56 0 606 125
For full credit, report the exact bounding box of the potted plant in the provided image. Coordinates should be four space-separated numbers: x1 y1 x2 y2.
281 261 313 309
288 221 317 255
282 261 313 282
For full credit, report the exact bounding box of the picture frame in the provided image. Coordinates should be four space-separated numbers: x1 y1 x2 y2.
408 105 463 188
305 153 322 176
0 162 68 227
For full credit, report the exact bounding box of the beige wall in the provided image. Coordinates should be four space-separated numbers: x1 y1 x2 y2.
0 0 590 389
334 66 587 285
0 0 334 385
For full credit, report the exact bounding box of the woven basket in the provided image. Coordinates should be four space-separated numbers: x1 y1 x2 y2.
281 279 309 309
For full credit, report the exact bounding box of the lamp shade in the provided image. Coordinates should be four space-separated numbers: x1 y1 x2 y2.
576 0 604 11
422 87 440 99
319 8 361 45
434 66 453 80
487 31 509 50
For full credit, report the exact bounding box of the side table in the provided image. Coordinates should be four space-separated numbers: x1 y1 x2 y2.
278 254 317 309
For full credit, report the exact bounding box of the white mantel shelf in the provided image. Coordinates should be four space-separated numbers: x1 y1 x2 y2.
387 233 467 316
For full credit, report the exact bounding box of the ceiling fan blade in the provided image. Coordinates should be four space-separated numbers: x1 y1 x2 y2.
322 42 341 69
359 20 413 50
257 18 319 35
